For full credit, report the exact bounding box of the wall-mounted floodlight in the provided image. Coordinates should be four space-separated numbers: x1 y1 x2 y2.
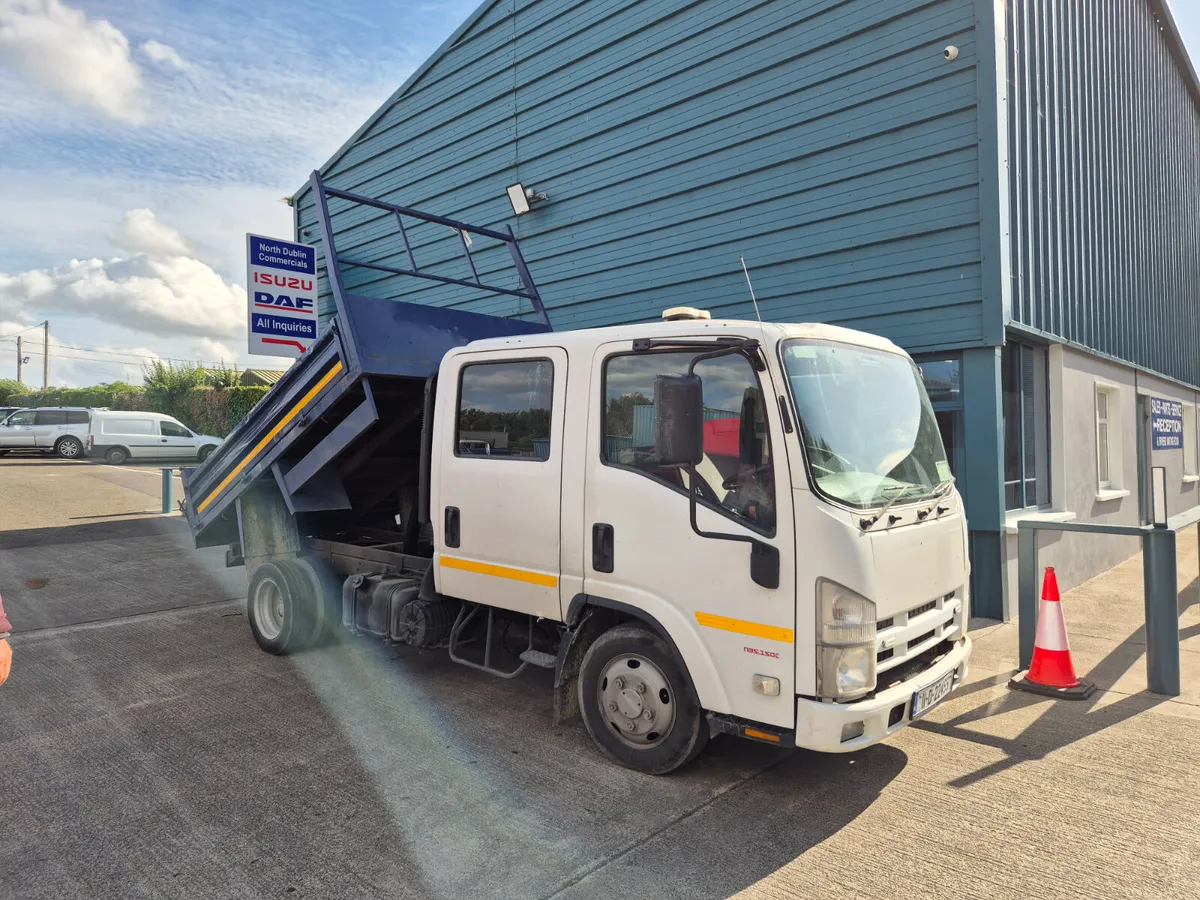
506 182 548 216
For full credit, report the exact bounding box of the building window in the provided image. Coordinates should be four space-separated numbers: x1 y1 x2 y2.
456 359 554 460
1003 341 1050 510
1095 385 1121 490
1185 404 1198 479
602 350 775 532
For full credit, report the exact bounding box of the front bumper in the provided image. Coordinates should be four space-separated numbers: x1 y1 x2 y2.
794 636 971 752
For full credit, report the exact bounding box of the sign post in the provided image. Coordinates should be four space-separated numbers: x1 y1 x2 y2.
1149 396 1184 451
247 234 318 358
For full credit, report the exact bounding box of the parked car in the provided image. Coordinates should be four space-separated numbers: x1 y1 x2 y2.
86 410 222 465
0 407 92 459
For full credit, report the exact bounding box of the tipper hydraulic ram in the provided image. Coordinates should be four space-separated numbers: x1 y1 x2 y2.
182 172 971 774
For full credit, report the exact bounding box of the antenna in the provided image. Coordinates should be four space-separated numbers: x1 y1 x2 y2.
739 256 763 323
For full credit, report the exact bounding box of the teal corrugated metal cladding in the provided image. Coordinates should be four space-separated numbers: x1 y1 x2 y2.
1007 0 1200 387
295 0 986 353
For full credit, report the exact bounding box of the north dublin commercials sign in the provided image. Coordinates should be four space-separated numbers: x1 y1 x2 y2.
247 234 317 358
1150 396 1184 450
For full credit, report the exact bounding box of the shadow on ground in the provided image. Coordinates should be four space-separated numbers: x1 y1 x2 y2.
0 603 905 900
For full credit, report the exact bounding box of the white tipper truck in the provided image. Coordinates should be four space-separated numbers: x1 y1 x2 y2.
182 174 971 774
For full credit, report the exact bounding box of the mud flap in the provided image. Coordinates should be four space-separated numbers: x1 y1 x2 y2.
552 608 607 725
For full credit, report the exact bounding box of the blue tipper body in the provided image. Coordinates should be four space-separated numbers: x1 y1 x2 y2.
181 172 551 547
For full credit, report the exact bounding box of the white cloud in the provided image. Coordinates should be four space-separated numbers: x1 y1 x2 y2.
139 39 188 71
0 210 245 341
109 208 192 257
0 0 145 123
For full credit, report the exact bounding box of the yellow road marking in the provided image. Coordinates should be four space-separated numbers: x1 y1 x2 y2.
439 555 558 588
196 361 344 514
695 611 793 643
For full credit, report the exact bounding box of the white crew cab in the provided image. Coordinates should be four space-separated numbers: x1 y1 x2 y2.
86 411 222 465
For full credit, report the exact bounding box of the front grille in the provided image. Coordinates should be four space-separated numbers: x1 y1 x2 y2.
874 592 962 675
908 629 936 649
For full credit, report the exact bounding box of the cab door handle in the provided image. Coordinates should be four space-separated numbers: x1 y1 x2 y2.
592 523 614 573
444 507 461 548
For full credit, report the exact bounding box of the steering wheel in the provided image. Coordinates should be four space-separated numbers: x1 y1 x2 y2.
722 464 771 491
805 443 856 471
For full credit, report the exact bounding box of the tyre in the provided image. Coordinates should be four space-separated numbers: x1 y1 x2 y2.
198 445 216 463
578 623 709 774
246 561 318 654
104 447 129 465
289 556 341 646
56 436 83 460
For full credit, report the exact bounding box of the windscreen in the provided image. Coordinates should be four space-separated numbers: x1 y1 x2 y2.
781 339 950 509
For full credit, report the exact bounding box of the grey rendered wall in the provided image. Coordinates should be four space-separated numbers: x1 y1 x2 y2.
1006 0 1200 387
295 0 990 354
1003 347 1200 607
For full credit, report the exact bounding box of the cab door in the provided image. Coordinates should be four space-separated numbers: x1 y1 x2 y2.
33 410 66 448
434 348 567 620
0 410 37 447
157 420 198 459
582 340 797 729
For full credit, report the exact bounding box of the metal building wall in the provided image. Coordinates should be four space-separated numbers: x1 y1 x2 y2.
1007 0 1200 387
295 0 987 354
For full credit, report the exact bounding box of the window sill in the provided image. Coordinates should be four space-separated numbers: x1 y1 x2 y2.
1184 476 1200 485
1004 509 1077 535
1095 488 1131 502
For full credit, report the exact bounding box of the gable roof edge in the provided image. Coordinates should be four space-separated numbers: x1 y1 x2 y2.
293 0 506 205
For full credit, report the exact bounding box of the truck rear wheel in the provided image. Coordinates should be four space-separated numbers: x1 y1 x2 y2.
578 624 708 774
247 561 317 654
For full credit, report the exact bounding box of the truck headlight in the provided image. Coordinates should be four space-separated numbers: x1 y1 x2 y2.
816 579 876 700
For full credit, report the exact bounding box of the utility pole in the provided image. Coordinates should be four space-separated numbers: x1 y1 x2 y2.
43 320 49 389
16 336 22 384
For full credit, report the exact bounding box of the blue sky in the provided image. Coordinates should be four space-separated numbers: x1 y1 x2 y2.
0 0 478 384
0 0 1199 386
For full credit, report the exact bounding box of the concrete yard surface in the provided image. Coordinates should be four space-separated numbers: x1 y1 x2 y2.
2 459 1200 899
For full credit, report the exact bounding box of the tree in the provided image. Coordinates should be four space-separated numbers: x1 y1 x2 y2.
0 379 24 404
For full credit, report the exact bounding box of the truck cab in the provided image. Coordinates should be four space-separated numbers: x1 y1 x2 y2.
427 312 970 768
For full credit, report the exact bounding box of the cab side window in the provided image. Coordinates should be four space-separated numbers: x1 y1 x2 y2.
603 350 775 532
456 359 554 460
160 421 192 438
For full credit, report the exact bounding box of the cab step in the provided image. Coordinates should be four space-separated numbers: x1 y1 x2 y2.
519 649 557 669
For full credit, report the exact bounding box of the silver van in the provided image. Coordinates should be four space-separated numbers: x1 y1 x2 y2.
85 411 222 465
0 408 92 459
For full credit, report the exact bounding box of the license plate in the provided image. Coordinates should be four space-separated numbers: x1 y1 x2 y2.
911 669 956 720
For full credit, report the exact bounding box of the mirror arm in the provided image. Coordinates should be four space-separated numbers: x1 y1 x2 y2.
686 465 780 589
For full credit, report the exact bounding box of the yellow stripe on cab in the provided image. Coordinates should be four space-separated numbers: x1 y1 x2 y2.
439 555 558 588
196 361 345 514
695 611 793 643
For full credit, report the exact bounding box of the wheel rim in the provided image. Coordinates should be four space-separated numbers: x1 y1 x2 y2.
253 579 286 641
59 440 79 458
597 653 677 749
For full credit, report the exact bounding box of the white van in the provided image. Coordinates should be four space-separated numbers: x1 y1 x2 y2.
86 411 222 465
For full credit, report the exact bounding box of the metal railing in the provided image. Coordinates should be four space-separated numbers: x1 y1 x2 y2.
1016 513 1198 696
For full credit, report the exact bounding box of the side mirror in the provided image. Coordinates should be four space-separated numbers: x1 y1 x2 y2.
654 374 704 467
739 388 765 467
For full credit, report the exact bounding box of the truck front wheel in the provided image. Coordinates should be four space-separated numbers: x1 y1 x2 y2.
578 624 708 774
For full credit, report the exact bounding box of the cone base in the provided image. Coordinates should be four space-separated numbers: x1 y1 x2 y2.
1009 671 1096 700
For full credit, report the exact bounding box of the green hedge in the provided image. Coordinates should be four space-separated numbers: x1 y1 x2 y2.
6 385 269 438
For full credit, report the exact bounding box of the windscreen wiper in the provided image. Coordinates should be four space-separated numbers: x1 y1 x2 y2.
859 486 916 532
915 480 956 521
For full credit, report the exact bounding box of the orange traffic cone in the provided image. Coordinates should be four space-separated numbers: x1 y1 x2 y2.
1010 567 1096 699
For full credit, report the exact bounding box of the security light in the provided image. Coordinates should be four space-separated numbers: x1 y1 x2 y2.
506 182 548 216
